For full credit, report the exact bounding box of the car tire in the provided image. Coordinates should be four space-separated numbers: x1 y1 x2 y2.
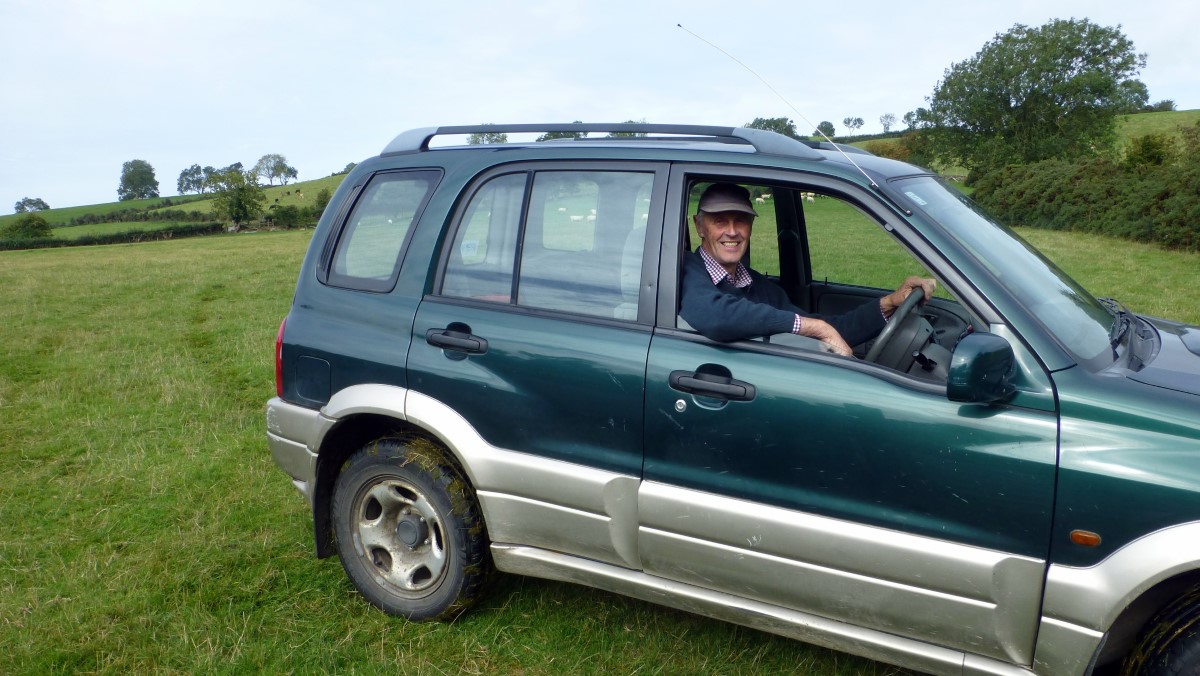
331 436 490 621
1123 585 1200 676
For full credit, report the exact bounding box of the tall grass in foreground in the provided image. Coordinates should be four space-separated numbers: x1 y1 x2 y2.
1 227 1196 674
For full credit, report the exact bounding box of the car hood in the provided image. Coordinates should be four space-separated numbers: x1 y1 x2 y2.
1128 317 1200 396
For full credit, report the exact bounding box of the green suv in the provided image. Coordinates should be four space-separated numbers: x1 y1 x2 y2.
267 123 1200 676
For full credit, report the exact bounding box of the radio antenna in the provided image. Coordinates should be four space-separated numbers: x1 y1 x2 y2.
676 23 879 188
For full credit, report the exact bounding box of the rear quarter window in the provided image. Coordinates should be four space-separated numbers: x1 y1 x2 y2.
325 169 441 292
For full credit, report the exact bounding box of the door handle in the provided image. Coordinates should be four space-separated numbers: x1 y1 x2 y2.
669 370 756 402
426 328 488 355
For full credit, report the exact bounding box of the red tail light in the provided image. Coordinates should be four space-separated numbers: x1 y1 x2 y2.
275 317 287 398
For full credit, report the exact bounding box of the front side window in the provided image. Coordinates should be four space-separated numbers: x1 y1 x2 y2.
327 170 439 291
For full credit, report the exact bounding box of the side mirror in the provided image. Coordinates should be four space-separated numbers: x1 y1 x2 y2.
947 333 1016 403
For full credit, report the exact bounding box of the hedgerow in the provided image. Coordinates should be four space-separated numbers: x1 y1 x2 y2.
973 121 1200 251
0 222 225 251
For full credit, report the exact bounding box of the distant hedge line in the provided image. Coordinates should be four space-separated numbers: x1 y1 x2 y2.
972 158 1200 251
64 208 210 227
0 223 225 251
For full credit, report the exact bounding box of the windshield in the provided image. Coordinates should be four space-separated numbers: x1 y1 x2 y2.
894 176 1115 368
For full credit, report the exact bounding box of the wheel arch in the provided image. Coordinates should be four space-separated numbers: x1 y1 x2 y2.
1040 521 1200 672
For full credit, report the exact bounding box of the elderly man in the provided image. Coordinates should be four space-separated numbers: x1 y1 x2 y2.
679 182 936 358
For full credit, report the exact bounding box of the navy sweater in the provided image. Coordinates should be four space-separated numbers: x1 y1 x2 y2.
679 250 886 345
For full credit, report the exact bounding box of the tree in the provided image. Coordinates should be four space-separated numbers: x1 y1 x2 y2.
842 117 865 135
879 113 897 133
201 166 218 193
1143 99 1176 112
467 125 508 144
606 119 648 138
13 197 50 213
177 164 204 195
743 117 800 139
210 167 266 229
253 154 299 186
537 121 586 142
313 188 333 216
0 212 52 239
814 121 836 138
902 111 917 130
914 18 1148 174
117 159 160 201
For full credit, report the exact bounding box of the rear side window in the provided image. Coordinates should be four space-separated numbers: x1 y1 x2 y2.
326 170 440 291
441 170 654 320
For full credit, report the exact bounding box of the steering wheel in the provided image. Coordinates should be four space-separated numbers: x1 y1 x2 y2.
864 287 925 363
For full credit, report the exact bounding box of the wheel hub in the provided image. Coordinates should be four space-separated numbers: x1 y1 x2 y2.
396 513 428 549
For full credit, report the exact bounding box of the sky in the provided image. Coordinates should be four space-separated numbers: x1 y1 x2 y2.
2 0 1197 212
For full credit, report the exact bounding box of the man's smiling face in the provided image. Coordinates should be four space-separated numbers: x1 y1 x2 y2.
695 210 754 276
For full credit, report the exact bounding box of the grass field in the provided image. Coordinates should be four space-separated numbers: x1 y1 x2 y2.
0 231 915 675
1 212 1198 673
1116 108 1200 150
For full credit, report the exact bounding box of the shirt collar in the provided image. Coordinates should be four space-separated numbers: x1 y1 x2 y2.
698 246 753 289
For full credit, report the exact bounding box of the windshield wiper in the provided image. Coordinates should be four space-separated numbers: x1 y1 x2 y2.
1098 297 1132 348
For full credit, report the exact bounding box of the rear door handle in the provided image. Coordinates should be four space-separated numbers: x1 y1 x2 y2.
669 370 756 402
426 328 488 355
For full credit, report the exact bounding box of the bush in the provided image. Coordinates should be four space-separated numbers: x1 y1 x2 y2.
862 140 910 163
972 127 1200 251
0 213 53 239
269 205 305 228
1125 133 1177 168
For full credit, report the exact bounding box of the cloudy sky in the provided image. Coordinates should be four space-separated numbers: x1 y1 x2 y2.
2 0 1197 211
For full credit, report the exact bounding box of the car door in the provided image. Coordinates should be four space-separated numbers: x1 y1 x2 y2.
407 162 665 569
639 170 1058 667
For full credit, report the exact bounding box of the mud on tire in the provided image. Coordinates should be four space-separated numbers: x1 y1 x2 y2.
331 436 490 620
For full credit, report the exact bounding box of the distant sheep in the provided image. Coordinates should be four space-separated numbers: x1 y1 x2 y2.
755 197 765 204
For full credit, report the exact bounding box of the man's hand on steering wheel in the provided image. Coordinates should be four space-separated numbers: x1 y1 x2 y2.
881 276 937 319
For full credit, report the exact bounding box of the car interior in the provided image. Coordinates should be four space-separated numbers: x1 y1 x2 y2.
677 180 976 382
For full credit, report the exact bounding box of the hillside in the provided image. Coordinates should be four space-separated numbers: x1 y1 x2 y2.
849 108 1200 157
0 174 347 230
4 108 1198 233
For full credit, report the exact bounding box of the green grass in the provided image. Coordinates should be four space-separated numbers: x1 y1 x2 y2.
2 209 1198 674
1116 108 1200 150
0 195 208 229
0 231 912 675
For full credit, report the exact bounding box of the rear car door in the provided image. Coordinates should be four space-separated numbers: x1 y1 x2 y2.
407 162 666 567
640 170 1058 667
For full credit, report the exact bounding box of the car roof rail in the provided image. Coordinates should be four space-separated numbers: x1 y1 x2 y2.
381 123 824 160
